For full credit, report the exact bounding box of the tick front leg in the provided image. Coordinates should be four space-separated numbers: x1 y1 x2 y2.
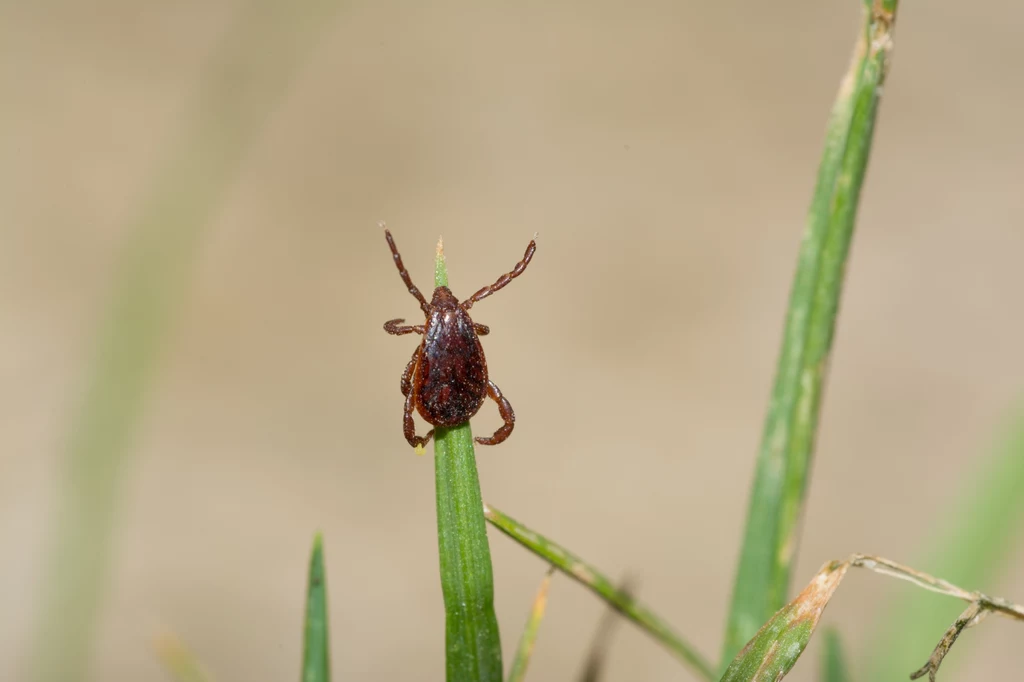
383 226 431 314
385 318 425 336
475 379 515 446
462 237 537 310
403 390 434 448
474 323 490 336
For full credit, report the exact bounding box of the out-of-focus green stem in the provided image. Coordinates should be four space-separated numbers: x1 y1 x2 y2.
868 403 1024 678
484 504 716 681
28 4 343 682
822 629 852 682
720 0 900 667
434 242 503 682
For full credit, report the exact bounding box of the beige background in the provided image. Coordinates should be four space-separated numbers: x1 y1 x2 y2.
3 1 1023 680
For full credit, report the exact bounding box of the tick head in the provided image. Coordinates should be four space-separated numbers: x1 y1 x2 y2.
430 286 460 310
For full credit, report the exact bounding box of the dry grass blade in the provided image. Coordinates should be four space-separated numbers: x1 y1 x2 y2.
908 603 988 682
721 561 850 682
721 554 1023 681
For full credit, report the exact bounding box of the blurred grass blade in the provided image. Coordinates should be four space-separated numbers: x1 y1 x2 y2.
483 504 716 682
868 403 1024 678
721 0 900 665
434 243 503 682
27 4 344 681
721 561 850 682
303 534 331 682
155 635 216 682
821 629 852 682
507 568 555 682
578 576 637 682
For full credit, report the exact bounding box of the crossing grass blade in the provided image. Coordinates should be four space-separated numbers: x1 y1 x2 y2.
483 504 716 682
302 534 331 682
720 0 900 666
433 242 503 682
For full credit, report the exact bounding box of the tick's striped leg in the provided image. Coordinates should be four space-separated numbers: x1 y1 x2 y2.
384 226 430 314
462 237 537 310
385 318 425 335
475 380 515 446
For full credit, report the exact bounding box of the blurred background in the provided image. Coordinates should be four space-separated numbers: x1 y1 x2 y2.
3 1 1023 680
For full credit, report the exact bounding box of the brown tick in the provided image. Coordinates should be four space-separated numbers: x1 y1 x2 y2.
383 227 537 449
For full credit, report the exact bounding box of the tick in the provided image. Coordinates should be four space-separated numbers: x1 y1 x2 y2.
383 227 537 449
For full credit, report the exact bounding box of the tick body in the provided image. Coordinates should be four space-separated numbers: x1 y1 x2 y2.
383 228 536 448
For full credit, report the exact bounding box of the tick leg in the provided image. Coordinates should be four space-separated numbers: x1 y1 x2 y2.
403 390 434 448
474 323 490 336
383 226 430 314
475 379 515 446
462 237 537 310
400 346 419 396
385 318 425 335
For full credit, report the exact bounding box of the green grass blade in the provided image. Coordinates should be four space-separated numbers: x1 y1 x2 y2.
483 504 716 682
821 629 852 682
28 5 344 682
721 562 849 682
434 242 503 682
721 0 900 666
302 534 331 682
867 404 1024 678
507 568 554 682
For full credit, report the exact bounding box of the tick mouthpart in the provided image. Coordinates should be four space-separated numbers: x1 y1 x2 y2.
430 286 459 309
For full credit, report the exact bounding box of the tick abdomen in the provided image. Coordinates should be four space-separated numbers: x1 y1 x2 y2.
415 304 489 426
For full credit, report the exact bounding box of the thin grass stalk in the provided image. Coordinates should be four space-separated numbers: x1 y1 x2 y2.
433 242 503 682
507 568 554 682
